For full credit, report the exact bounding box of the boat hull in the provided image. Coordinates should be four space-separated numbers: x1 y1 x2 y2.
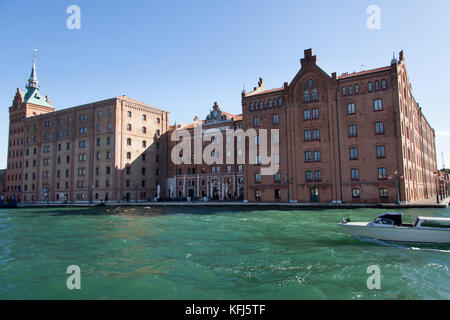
338 223 450 244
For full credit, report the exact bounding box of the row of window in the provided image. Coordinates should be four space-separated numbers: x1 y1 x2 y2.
249 98 283 112
177 165 245 175
342 79 387 97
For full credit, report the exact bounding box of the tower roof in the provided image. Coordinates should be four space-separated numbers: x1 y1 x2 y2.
26 59 39 90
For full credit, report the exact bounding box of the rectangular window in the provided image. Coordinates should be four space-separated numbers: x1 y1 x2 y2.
350 147 358 160
304 130 311 141
255 173 261 183
305 151 312 162
273 114 279 124
312 108 319 119
306 171 313 182
312 129 320 140
378 168 387 180
352 188 360 199
349 125 357 137
374 99 383 111
351 168 359 180
304 109 311 120
347 103 356 115
313 151 321 162
314 170 322 181
375 121 385 134
376 145 386 158
253 117 260 127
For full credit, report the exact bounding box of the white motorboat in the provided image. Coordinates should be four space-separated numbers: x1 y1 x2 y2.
338 213 450 244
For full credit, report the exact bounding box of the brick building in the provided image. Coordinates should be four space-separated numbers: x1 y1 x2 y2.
241 49 438 203
167 102 244 200
5 60 169 203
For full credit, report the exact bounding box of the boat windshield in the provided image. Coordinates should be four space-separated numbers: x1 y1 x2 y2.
373 217 395 225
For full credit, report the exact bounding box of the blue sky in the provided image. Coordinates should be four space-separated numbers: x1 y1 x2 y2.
1 0 449 169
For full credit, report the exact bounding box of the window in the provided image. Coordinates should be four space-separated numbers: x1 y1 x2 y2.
375 121 385 134
347 103 356 115
127 111 132 118
304 130 311 141
381 79 387 90
352 188 360 199
349 125 357 137
355 84 360 94
142 114 147 121
342 86 347 96
313 150 321 162
142 140 147 148
305 151 312 162
79 140 87 148
378 168 387 180
274 153 280 164
314 170 322 181
304 90 310 102
255 173 261 183
273 114 279 124
374 99 383 111
313 129 320 140
278 98 282 106
250 103 254 111
368 82 373 92
312 89 318 101
304 109 311 120
312 108 319 119
348 85 353 95
97 111 102 118
273 133 279 144
379 188 388 198
127 124 132 131
375 80 380 91
253 117 260 127
307 79 313 87
376 145 386 158
79 127 87 135
259 101 263 109
127 152 131 159
255 190 262 199
142 127 147 134
268 99 273 108
306 171 313 182
351 168 359 180
350 147 358 160
127 138 132 146
79 114 87 120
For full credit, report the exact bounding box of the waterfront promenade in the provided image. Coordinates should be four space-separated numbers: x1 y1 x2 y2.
15 197 450 209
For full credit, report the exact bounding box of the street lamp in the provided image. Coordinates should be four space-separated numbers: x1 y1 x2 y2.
434 171 440 204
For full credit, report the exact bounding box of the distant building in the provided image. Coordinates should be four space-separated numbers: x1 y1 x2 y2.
5 60 169 203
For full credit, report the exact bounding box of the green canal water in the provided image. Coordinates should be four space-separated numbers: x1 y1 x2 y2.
0 206 449 300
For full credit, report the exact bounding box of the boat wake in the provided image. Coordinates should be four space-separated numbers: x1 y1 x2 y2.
352 235 450 253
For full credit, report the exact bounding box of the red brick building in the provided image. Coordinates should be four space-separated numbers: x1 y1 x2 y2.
5 60 169 203
241 49 438 203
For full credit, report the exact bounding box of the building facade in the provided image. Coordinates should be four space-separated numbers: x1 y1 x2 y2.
5 49 439 204
167 102 244 200
5 60 169 203
241 49 438 203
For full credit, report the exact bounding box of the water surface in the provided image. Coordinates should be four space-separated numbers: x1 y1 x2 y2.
0 206 449 299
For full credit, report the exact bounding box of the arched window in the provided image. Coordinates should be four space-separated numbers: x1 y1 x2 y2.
375 80 380 91
250 103 254 111
342 86 347 96
348 85 353 95
269 99 273 108
312 89 318 101
381 79 387 90
304 90 310 102
278 97 282 106
259 101 263 109
368 82 373 92
142 127 147 134
355 84 360 94
307 79 313 87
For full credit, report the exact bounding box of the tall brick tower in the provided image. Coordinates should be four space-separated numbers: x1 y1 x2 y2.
5 59 54 202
